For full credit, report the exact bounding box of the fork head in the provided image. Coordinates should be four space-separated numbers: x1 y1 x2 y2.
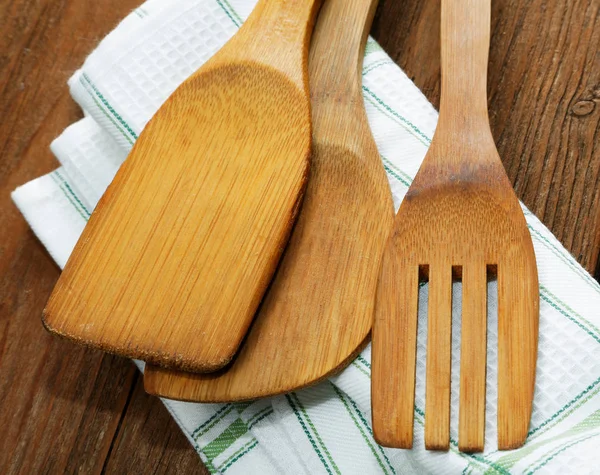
371 133 539 452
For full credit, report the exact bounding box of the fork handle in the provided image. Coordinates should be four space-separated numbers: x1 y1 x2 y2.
439 0 491 129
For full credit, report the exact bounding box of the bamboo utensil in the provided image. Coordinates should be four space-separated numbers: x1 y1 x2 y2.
42 0 322 372
144 0 394 402
371 0 539 452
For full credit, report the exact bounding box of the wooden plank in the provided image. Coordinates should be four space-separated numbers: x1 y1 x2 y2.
103 377 209 475
0 183 137 473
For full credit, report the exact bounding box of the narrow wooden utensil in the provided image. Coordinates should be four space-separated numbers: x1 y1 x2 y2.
42 0 323 372
143 0 394 402
371 0 539 452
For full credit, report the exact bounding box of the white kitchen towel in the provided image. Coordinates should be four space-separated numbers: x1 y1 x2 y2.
12 0 600 473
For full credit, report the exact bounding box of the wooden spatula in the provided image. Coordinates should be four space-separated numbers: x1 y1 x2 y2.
143 0 394 402
371 0 539 452
42 0 323 372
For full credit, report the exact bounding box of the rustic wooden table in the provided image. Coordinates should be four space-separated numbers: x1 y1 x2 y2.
1 0 598 473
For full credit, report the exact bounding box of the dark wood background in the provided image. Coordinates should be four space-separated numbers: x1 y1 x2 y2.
1 0 598 473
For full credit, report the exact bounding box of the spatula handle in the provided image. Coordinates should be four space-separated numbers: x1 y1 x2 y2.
308 0 379 147
228 0 324 89
439 0 491 128
309 0 378 100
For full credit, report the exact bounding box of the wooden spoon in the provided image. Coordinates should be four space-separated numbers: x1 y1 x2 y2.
371 0 538 452
42 0 323 372
143 0 394 402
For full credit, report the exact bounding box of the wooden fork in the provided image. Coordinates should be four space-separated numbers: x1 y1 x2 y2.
371 0 539 452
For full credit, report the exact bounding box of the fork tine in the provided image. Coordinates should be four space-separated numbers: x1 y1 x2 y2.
497 255 539 449
372 258 419 448
459 263 487 452
425 263 452 450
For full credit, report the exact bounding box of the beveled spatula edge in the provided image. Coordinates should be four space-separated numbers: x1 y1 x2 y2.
42 63 313 372
144 333 371 402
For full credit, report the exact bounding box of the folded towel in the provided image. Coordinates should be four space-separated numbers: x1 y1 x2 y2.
12 0 600 473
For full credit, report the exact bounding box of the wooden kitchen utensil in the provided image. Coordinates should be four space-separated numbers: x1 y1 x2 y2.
371 0 539 452
143 0 394 401
42 0 323 372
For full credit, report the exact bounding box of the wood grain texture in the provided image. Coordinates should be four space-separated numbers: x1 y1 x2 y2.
372 263 420 449
459 264 488 452
103 376 207 475
2 0 598 471
144 0 394 402
424 263 452 450
372 0 539 452
42 0 323 372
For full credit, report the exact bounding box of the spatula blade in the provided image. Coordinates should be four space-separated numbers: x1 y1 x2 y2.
43 63 311 372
